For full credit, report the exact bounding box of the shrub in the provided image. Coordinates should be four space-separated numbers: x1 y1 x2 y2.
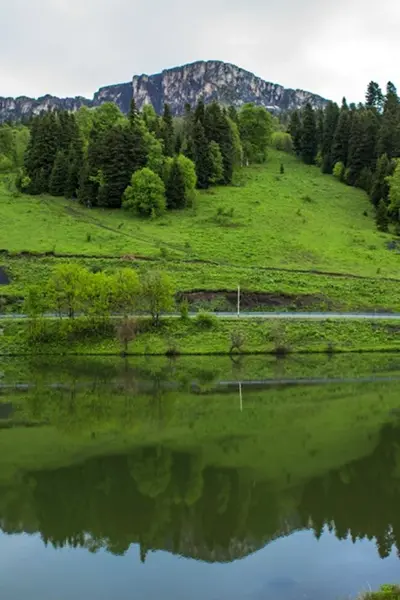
230 331 245 353
214 206 235 225
333 161 345 180
270 323 291 356
179 299 190 321
195 311 218 330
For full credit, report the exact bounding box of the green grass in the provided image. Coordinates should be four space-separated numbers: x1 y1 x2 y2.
1 317 400 355
1 149 399 277
2 149 400 315
3 254 400 312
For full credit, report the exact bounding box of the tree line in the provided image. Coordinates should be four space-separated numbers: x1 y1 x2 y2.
24 264 175 326
16 99 273 216
288 81 400 231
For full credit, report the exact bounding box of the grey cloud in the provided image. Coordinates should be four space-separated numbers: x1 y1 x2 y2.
0 0 399 102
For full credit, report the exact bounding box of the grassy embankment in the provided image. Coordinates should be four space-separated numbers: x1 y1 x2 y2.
1 316 400 355
1 149 400 353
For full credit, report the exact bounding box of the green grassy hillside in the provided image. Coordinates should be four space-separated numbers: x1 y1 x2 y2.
1 149 399 311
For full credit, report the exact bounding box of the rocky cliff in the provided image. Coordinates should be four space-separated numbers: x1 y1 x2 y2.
0 60 328 122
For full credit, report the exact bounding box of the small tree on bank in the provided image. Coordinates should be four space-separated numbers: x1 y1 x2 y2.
116 318 138 355
140 271 175 326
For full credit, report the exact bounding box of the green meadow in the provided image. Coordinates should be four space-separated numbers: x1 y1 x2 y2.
1 149 399 275
2 149 400 317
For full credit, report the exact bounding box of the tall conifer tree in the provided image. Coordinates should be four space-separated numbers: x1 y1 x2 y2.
288 110 302 155
161 103 175 157
321 102 340 173
193 121 211 189
332 98 350 167
166 158 187 209
300 104 318 165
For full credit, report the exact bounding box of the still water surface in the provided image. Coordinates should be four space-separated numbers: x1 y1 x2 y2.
0 354 400 599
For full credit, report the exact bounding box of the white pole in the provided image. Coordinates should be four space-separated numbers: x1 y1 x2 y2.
239 382 243 412
237 285 240 317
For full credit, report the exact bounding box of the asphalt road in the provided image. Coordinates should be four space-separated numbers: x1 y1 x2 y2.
1 311 400 320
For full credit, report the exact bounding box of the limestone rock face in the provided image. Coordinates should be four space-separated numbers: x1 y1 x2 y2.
131 61 328 115
0 95 91 122
0 60 327 122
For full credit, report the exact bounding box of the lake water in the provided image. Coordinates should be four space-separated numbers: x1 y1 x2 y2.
1 354 400 600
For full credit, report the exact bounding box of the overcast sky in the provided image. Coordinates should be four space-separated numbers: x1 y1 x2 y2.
1 0 399 103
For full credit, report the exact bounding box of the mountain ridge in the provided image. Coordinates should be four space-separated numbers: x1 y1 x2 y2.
0 60 328 122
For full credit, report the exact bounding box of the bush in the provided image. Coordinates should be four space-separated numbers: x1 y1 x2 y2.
315 151 323 167
123 167 166 218
195 311 218 330
214 206 235 225
230 330 245 353
179 299 190 321
333 161 345 180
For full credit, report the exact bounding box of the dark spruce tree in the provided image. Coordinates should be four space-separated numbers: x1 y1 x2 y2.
377 82 400 159
99 124 144 209
288 110 302 156
49 150 68 196
64 130 84 198
331 98 350 167
347 109 379 188
316 108 324 154
203 102 234 184
300 104 318 165
365 81 384 112
77 160 96 207
58 111 77 151
321 101 340 173
370 154 393 206
182 103 195 160
166 158 187 209
128 98 139 125
194 98 206 126
161 103 175 157
193 120 212 189
347 111 366 186
24 112 61 193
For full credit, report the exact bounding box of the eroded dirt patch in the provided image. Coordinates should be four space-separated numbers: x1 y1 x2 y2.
178 290 333 311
